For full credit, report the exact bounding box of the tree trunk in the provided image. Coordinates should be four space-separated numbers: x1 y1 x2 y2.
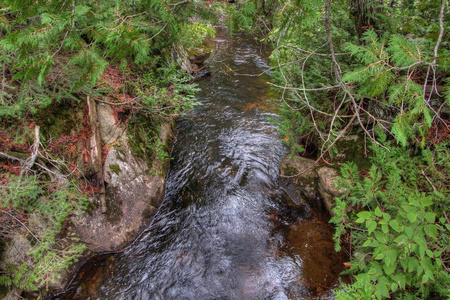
351 0 374 40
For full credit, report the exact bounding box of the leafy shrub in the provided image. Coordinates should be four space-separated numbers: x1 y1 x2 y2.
331 138 450 299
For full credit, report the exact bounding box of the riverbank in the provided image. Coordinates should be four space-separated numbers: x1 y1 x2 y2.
0 23 214 300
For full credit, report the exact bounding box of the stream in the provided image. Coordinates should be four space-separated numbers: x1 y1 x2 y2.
55 28 344 300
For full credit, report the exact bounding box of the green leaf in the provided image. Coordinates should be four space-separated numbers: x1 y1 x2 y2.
405 227 414 238
375 253 385 260
357 211 373 220
421 197 433 207
374 231 388 243
366 220 377 235
355 217 365 224
393 273 407 289
383 262 396 275
385 249 398 267
389 220 402 233
390 282 398 292
407 213 417 223
426 224 438 239
363 239 380 247
375 281 390 299
408 258 418 272
424 212 435 223
391 118 408 147
395 234 408 244
423 107 432 128
375 207 383 217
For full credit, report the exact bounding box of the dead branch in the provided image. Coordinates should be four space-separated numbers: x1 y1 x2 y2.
21 125 40 176
0 210 41 243
87 95 107 213
0 151 26 164
324 0 388 151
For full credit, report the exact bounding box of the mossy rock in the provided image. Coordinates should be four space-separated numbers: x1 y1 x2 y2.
109 164 121 175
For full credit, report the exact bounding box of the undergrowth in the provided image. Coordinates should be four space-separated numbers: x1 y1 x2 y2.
0 175 90 292
331 134 450 299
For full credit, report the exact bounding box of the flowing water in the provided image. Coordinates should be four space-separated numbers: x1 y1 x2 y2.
56 28 344 300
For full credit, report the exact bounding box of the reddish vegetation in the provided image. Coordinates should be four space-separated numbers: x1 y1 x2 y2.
100 66 135 104
0 123 35 153
0 66 139 200
0 105 100 195
1 162 21 176
101 66 124 90
425 123 449 145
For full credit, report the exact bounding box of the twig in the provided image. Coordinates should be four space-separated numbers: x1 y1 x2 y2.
0 152 26 163
421 169 437 192
267 82 340 92
0 210 41 243
433 0 445 68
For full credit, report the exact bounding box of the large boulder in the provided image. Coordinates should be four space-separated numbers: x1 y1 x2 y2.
72 103 173 252
279 155 317 201
279 154 345 215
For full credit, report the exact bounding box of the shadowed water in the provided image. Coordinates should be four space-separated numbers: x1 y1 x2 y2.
57 28 339 300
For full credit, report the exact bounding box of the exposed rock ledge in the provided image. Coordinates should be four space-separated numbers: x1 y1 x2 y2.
279 154 345 215
72 103 174 252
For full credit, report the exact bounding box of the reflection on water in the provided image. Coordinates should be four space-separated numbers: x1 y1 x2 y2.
55 28 343 300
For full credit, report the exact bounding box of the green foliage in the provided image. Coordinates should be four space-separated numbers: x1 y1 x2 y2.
126 64 199 173
277 104 308 153
238 0 450 156
331 141 450 299
0 0 212 295
0 175 90 291
178 22 215 49
215 1 258 35
0 0 214 119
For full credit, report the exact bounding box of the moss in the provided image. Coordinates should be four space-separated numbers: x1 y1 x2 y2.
283 164 299 177
35 101 84 139
334 137 373 170
0 286 8 299
109 164 121 175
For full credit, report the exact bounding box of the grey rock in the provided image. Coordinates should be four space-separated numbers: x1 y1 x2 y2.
2 233 31 267
97 103 124 144
317 167 345 214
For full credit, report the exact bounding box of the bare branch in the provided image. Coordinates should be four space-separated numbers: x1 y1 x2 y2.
284 44 350 57
0 152 26 163
324 0 387 150
0 210 41 243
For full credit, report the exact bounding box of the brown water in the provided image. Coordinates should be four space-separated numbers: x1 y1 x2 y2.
54 28 344 300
